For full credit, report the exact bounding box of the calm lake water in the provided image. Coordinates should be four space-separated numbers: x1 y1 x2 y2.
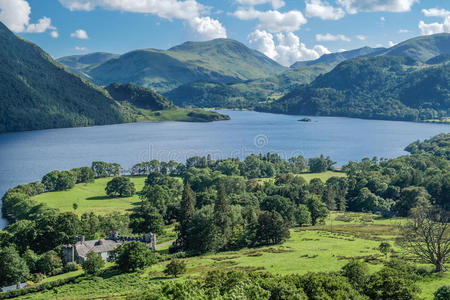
0 110 448 228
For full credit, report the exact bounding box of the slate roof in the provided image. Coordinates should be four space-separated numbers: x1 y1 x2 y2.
75 239 121 259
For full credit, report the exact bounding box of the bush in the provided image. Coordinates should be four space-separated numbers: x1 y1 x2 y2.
112 241 157 273
82 252 105 275
164 259 187 277
341 260 369 292
63 262 78 273
434 285 450 300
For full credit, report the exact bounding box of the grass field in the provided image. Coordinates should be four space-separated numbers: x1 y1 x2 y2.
33 172 344 215
32 177 147 215
16 212 448 300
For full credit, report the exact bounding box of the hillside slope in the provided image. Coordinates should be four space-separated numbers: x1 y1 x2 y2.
0 22 126 133
256 56 450 122
77 39 286 93
56 52 118 70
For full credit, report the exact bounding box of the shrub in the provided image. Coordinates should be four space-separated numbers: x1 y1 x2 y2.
434 285 450 300
63 262 78 273
82 252 105 275
164 259 187 277
112 242 157 272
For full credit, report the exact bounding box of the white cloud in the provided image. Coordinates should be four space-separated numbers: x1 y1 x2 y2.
236 0 285 9
70 29 88 39
0 0 55 33
338 0 418 14
51 31 59 38
305 0 345 20
190 16 227 40
422 8 450 18
418 17 450 35
75 46 87 51
387 41 396 47
248 29 330 66
232 8 307 32
316 33 351 42
59 0 227 40
356 34 366 40
419 8 450 35
398 29 410 33
380 16 385 22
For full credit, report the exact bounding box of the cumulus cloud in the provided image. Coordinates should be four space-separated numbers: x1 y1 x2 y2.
356 34 366 40
235 0 285 9
75 46 87 51
418 17 450 35
419 8 450 35
248 29 330 66
337 0 418 14
387 41 396 47
305 0 345 20
0 0 55 33
422 8 450 18
316 33 350 42
398 29 410 33
232 8 307 32
190 16 227 40
51 31 59 38
70 29 88 39
59 0 226 40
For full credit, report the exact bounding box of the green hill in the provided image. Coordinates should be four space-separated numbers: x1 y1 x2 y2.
256 56 450 122
380 33 450 62
0 22 127 133
78 39 286 93
106 82 175 111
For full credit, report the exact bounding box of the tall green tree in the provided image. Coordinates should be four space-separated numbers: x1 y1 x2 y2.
0 246 30 287
177 183 196 249
82 252 105 276
214 185 230 242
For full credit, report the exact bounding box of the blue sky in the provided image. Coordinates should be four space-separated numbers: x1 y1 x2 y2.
0 0 449 66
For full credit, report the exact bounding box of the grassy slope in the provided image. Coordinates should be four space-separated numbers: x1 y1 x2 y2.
17 212 448 300
33 172 344 215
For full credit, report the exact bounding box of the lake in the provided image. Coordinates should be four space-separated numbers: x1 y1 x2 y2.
0 110 448 229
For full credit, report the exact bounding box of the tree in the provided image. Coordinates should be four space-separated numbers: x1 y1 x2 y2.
72 167 95 183
341 260 369 292
434 285 450 300
398 205 449 272
129 204 164 235
295 204 311 227
214 185 230 240
140 185 171 217
0 246 30 287
82 251 105 275
378 242 392 257
164 259 187 277
56 170 77 190
42 170 60 192
105 176 135 197
306 195 328 225
37 250 62 275
396 186 430 217
308 155 335 173
261 195 295 224
186 206 222 254
113 242 157 273
177 183 196 249
255 211 290 245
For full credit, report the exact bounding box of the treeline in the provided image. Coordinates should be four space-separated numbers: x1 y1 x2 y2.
256 56 450 122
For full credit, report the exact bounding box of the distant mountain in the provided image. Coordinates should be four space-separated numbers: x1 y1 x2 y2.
71 39 286 93
257 56 450 122
57 52 118 71
380 33 450 62
165 63 333 108
290 47 385 68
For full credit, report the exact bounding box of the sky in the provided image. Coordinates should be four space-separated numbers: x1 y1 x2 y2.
0 0 449 66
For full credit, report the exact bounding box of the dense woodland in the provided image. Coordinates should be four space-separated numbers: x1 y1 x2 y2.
0 134 449 293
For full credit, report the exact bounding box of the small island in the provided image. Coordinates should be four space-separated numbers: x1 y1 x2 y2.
298 118 312 122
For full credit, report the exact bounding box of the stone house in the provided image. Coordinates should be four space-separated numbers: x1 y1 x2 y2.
63 231 156 264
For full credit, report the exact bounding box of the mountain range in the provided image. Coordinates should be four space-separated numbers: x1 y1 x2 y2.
0 21 228 134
